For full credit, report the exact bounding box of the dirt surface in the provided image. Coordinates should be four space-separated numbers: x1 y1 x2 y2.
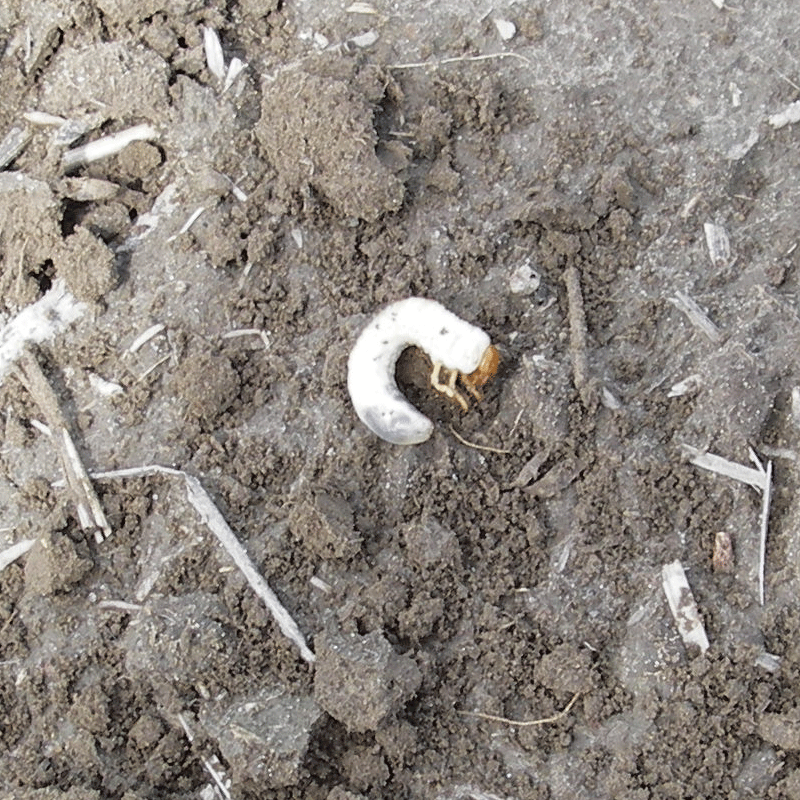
2 1 800 798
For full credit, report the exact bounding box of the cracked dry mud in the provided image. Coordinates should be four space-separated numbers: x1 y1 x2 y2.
2 1 800 799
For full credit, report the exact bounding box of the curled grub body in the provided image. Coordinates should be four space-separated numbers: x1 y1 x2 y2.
347 297 498 445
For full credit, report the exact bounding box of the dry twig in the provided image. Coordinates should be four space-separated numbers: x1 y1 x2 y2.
459 691 581 727
563 266 594 406
15 349 111 542
449 425 510 454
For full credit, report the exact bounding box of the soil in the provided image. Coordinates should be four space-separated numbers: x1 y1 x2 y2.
2 1 800 799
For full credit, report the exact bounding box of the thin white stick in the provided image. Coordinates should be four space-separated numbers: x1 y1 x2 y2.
758 460 773 606
86 465 315 663
388 51 531 69
97 599 143 612
167 207 206 241
183 475 316 663
0 539 36 572
683 444 766 491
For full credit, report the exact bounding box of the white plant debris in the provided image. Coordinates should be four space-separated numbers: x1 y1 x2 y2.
203 26 225 80
178 712 233 800
755 651 781 673
85 464 316 663
348 30 379 48
726 129 759 161
88 372 123 397
791 387 800 428
703 222 731 267
126 323 166 354
682 444 767 491
668 290 722 344
667 373 702 398
684 445 773 604
768 99 800 129
661 560 710 654
17 351 111 543
223 57 247 93
0 538 36 572
221 328 270 350
167 206 206 241
600 386 622 410
756 457 773 606
509 262 540 294
346 2 378 13
0 279 86 382
62 124 159 167
493 18 517 41
0 125 32 169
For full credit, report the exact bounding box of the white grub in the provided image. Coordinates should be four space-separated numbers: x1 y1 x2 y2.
703 222 731 267
768 99 800 129
348 298 491 445
757 459 773 606
290 227 304 249
223 57 247 93
346 2 378 13
668 291 722 344
0 280 85 382
85 464 315 663
661 560 710 654
0 538 36 572
202 26 225 80
682 444 767 491
348 30 379 48
729 82 742 107
667 373 702 398
126 323 166 354
62 124 159 167
493 18 517 41
22 110 67 126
